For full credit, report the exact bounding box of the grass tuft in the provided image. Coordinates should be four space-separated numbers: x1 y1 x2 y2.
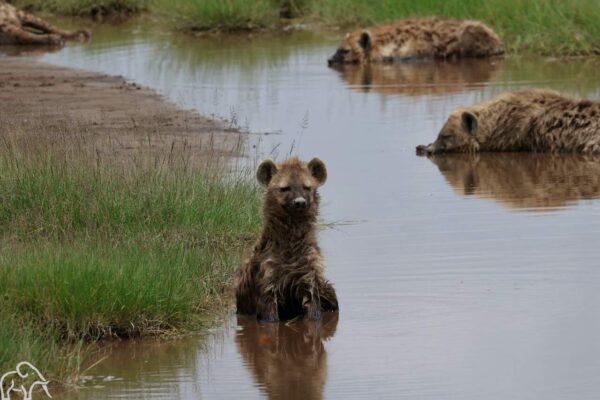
309 0 600 55
160 0 280 32
0 118 261 383
11 0 600 54
13 0 150 16
161 0 600 55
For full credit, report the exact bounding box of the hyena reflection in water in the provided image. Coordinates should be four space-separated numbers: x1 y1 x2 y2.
425 153 600 210
236 313 338 400
329 58 500 97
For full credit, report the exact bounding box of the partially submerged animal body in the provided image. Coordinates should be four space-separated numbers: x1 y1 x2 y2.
328 18 504 65
235 158 339 322
0 1 90 46
417 89 600 155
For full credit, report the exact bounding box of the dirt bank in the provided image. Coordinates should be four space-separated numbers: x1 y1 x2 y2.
0 56 243 167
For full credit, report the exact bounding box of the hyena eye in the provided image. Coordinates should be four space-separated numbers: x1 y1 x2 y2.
303 185 311 191
279 187 291 192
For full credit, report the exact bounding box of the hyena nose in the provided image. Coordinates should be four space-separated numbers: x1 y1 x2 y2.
293 197 307 209
328 50 344 65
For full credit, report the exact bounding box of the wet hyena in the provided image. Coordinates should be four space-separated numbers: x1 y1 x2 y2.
234 157 338 322
328 17 503 64
417 89 600 155
0 1 91 45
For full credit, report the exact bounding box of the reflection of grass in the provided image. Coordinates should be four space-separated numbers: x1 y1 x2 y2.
492 57 600 96
0 121 261 383
16 0 600 55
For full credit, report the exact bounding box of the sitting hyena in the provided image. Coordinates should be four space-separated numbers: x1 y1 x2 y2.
0 1 90 45
416 89 600 154
328 17 504 64
235 157 338 322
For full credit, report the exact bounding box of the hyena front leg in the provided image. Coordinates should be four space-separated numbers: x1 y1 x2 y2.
1 24 63 45
18 11 68 35
234 264 257 316
256 287 279 323
319 280 339 312
302 279 322 321
18 10 90 41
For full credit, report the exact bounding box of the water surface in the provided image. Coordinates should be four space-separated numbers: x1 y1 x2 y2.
28 21 600 400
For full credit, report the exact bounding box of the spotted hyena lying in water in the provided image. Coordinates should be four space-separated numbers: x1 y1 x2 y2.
235 158 338 322
417 89 600 155
328 18 503 64
0 1 90 45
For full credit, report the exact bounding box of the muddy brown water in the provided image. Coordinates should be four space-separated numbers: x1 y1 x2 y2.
13 21 600 399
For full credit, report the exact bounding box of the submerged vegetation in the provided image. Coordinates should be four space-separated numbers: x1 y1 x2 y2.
12 0 600 54
0 120 261 381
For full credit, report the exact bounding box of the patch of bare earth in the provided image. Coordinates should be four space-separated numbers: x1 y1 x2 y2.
0 57 244 169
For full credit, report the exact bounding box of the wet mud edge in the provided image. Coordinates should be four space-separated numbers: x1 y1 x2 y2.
0 56 244 163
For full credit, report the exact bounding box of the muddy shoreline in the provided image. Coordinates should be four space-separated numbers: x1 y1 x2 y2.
0 56 243 166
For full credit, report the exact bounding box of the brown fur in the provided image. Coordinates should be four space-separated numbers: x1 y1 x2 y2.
235 157 338 322
328 17 504 65
417 89 600 155
0 1 91 45
427 153 600 209
329 58 500 96
235 314 338 400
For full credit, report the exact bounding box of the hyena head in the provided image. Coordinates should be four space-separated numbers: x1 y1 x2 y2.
256 157 327 219
416 108 481 155
460 22 505 57
328 30 373 65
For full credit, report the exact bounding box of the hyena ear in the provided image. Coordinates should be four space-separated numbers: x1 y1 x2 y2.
256 160 277 187
308 158 327 186
461 111 478 136
358 31 372 50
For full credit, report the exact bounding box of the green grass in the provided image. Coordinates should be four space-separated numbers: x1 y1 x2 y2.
157 0 313 31
13 0 150 16
310 0 600 55
13 0 600 54
161 0 281 32
0 122 261 383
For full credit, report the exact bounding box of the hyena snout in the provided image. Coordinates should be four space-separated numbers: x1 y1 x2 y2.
292 196 307 209
328 48 351 65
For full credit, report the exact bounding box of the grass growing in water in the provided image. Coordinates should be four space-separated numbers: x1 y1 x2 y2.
0 121 261 383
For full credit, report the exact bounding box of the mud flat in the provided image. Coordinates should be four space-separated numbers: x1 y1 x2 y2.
0 56 242 165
